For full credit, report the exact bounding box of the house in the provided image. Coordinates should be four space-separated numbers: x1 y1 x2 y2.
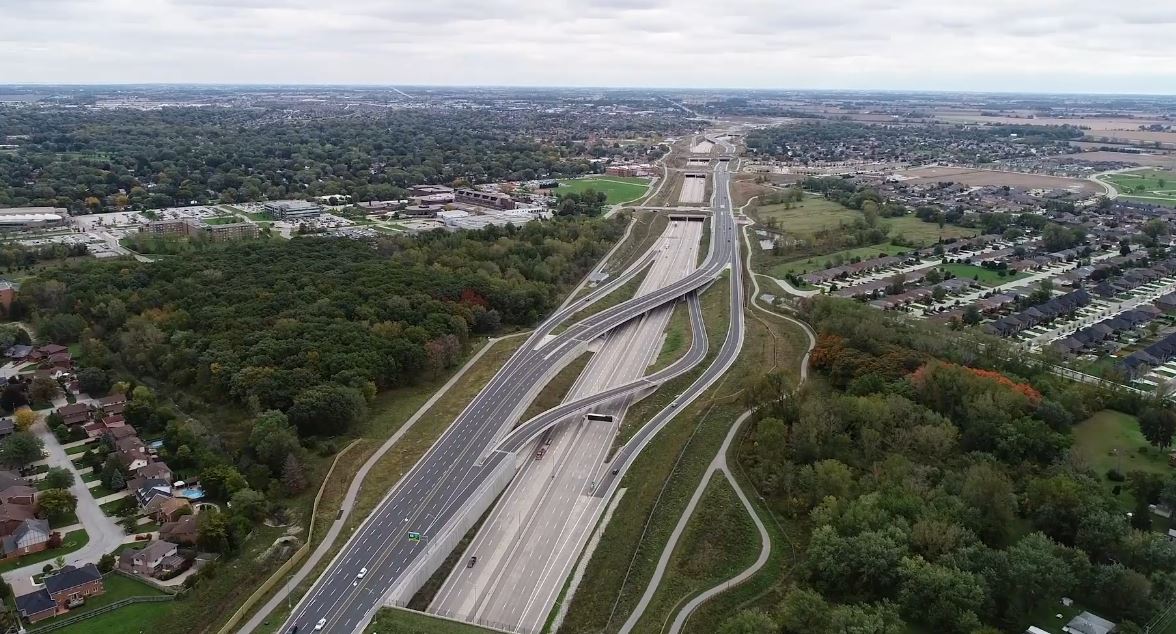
155 496 190 523
118 540 180 578
0 484 36 506
16 563 104 623
1 519 51 559
0 501 36 536
137 461 173 483
1064 611 1116 634
131 479 173 511
98 394 127 409
0 417 13 439
116 436 149 471
0 470 26 491
55 403 92 427
160 514 198 545
3 344 31 360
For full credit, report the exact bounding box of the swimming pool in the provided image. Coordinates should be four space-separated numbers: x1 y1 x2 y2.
177 486 205 500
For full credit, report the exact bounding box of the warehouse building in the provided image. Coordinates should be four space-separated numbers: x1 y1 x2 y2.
0 207 68 231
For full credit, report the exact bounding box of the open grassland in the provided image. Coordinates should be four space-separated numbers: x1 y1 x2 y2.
1104 169 1176 207
750 195 859 238
563 277 809 634
559 176 651 204
650 300 692 372
628 473 759 634
886 216 977 246
1073 410 1171 512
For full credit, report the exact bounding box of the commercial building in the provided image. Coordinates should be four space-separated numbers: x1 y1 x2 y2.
410 185 454 198
140 219 258 242
263 200 323 220
605 164 653 177
455 189 515 210
0 207 68 231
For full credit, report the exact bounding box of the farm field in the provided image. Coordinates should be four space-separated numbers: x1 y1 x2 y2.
939 262 1027 286
893 166 1101 195
1102 169 1176 207
1067 150 1176 170
557 176 649 204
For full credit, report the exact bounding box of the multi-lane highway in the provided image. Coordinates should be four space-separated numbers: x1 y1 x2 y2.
429 219 705 633
278 156 742 634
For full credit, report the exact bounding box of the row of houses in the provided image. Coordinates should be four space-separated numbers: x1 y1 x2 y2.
983 289 1093 337
1120 331 1176 378
1050 305 1164 355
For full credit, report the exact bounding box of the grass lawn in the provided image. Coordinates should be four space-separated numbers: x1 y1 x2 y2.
520 352 593 423
366 607 497 633
939 262 1029 286
767 243 910 279
53 599 174 634
563 282 810 633
203 215 246 225
650 299 692 372
65 442 96 456
81 471 98 483
1104 169 1176 207
0 529 88 574
628 472 760 633
558 176 650 205
100 498 132 515
885 216 977 246
88 482 117 499
752 195 859 239
1073 410 1171 511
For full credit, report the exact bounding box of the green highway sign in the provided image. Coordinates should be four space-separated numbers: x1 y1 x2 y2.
407 531 421 542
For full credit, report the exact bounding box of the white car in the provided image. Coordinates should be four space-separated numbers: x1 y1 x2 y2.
315 618 327 631
357 567 367 579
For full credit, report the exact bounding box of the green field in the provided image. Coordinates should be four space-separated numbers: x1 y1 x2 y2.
366 607 496 633
1104 169 1176 207
557 176 650 204
752 195 860 238
886 216 977 246
1073 410 1171 510
939 262 1028 286
767 243 911 279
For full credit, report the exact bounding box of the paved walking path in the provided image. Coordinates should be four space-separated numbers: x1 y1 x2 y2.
620 203 817 633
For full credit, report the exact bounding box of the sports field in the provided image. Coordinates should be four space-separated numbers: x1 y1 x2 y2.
1103 169 1176 207
557 176 650 204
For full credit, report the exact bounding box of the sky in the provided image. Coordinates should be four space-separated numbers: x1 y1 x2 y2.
2 0 1176 93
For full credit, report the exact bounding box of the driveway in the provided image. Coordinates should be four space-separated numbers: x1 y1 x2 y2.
1 417 127 587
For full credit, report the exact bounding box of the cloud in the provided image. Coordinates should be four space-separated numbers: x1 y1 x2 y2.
0 0 1173 92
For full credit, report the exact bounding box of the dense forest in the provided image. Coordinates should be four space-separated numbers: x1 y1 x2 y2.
731 298 1174 634
15 217 626 436
0 106 674 213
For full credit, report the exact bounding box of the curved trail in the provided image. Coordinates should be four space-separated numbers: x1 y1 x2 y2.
620 189 817 634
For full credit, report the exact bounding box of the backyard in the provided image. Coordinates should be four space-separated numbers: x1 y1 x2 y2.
1072 410 1171 511
556 176 650 204
48 573 172 634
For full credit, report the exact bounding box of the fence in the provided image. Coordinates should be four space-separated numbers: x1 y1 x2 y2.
28 595 174 634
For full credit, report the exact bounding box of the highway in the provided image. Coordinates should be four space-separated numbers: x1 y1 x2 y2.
429 219 705 633
278 157 741 634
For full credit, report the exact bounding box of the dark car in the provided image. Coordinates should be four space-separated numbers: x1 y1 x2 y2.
468 556 478 568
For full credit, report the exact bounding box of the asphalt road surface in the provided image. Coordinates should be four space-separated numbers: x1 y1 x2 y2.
279 158 740 634
429 220 704 633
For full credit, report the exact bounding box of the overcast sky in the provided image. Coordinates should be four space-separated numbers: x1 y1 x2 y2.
2 0 1175 93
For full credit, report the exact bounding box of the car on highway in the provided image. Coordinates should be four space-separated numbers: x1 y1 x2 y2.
357 567 367 579
534 447 546 460
468 556 478 568
315 618 327 631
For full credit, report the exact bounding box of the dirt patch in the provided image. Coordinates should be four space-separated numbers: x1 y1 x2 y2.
1067 151 1176 169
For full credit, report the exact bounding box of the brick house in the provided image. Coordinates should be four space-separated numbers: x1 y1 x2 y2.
0 519 51 559
55 402 93 427
0 484 37 506
15 563 104 623
159 514 198 545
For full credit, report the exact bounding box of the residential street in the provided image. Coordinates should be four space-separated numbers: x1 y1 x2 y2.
2 417 127 593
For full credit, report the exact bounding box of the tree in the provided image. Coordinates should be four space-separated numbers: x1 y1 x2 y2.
36 488 77 522
0 432 44 467
28 376 60 405
287 384 367 437
1139 406 1176 449
1003 532 1077 622
76 367 111 397
0 383 29 413
248 410 301 474
961 463 1018 547
12 407 37 431
97 553 115 573
229 488 268 521
197 512 231 553
281 453 308 494
200 465 248 500
828 601 906 634
898 557 983 633
962 305 982 326
718 610 777 634
777 586 831 633
43 467 74 489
